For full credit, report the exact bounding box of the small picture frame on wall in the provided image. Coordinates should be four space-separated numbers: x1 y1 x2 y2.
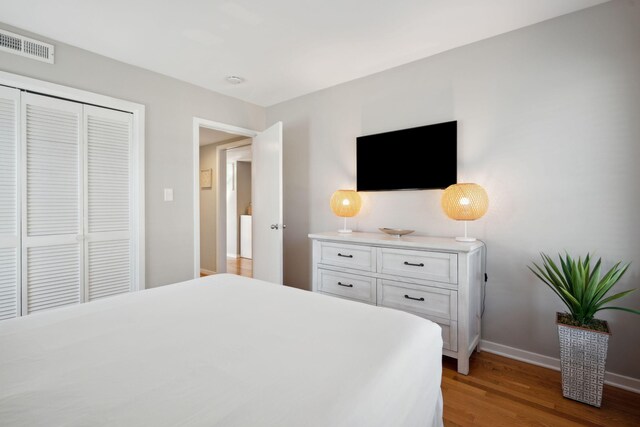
200 169 212 188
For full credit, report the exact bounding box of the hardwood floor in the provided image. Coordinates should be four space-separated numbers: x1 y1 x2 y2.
443 352 640 426
226 257 253 278
199 258 253 278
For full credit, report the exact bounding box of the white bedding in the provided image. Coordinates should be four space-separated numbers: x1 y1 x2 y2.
0 274 443 426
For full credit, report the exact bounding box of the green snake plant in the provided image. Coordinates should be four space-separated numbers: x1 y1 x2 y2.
529 253 640 327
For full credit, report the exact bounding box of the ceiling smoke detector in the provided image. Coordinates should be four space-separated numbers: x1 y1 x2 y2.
226 76 245 84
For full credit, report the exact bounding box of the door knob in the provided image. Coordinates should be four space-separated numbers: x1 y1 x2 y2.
270 224 279 230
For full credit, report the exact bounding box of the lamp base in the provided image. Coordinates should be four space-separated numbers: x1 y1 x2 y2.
454 221 477 242
338 217 353 233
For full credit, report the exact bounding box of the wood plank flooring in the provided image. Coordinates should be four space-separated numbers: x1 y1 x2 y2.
443 352 640 426
226 257 253 278
200 257 253 278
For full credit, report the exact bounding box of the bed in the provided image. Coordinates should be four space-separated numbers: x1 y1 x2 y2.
0 274 443 426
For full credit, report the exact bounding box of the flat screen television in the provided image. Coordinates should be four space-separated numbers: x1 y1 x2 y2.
356 121 457 191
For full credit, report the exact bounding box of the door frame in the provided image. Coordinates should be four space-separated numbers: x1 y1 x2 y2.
0 70 146 292
192 117 257 279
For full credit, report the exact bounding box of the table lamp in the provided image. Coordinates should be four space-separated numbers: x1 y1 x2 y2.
330 189 362 233
441 183 489 242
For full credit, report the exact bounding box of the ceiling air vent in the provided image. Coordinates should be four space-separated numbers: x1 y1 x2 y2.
0 29 54 64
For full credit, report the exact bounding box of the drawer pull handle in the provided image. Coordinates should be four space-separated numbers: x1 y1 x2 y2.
404 261 424 267
337 282 354 288
338 253 353 258
404 294 425 302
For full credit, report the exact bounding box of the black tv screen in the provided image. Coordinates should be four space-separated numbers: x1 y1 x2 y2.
356 121 457 191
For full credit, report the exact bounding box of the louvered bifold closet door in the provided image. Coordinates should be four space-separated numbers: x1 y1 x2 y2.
0 86 20 320
22 93 83 314
84 106 133 301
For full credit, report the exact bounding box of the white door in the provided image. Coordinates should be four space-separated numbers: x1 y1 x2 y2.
252 122 283 284
84 106 133 301
21 93 83 314
0 86 20 320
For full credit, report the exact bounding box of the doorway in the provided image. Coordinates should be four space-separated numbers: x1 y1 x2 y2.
196 125 252 277
193 118 284 284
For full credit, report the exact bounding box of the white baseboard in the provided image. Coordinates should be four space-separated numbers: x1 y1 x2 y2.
479 340 640 394
200 268 216 276
227 253 238 259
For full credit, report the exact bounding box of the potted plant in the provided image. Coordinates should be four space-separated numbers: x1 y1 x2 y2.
529 253 639 407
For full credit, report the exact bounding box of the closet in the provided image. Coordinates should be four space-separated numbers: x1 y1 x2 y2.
0 86 136 320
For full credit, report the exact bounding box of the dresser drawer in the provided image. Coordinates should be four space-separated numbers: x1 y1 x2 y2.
318 269 376 304
379 247 457 284
378 280 457 321
319 242 374 272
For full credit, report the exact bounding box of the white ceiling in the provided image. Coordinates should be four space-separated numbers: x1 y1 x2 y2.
0 0 608 106
199 127 246 146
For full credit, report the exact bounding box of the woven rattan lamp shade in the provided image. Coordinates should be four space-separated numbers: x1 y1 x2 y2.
330 190 362 217
441 183 489 221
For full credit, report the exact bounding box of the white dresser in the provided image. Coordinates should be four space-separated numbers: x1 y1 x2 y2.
309 231 484 374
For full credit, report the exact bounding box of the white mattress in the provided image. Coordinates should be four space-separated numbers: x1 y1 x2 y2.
0 274 443 426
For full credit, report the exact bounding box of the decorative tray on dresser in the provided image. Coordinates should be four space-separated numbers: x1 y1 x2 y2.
308 231 484 375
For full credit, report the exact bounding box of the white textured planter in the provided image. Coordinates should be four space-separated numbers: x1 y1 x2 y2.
557 313 610 407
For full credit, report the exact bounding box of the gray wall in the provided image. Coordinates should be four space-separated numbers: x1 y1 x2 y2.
0 23 265 287
236 161 252 218
267 0 640 379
